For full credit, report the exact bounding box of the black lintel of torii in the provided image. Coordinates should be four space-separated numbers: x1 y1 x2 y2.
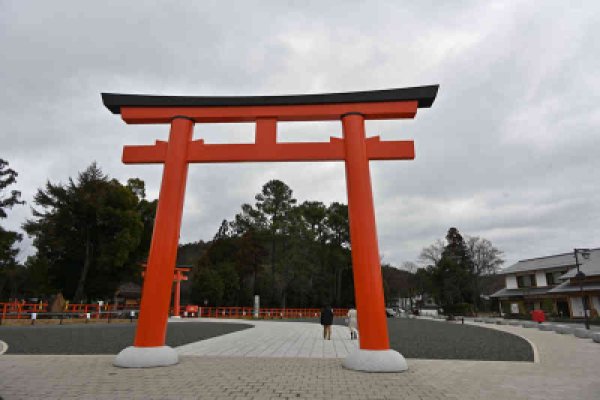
101 85 439 114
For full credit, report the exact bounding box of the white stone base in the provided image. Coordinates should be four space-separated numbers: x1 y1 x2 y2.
573 328 594 338
114 346 179 368
553 325 574 334
538 323 555 331
521 321 537 328
342 349 408 373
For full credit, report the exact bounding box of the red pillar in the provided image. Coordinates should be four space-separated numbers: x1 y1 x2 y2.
341 113 390 350
134 117 193 347
173 271 182 317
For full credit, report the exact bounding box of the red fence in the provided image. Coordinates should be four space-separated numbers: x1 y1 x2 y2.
194 307 348 319
0 302 138 321
0 302 348 322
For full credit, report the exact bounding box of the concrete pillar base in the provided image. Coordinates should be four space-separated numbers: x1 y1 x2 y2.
553 325 574 334
342 349 408 373
573 328 594 338
114 346 178 368
538 323 555 331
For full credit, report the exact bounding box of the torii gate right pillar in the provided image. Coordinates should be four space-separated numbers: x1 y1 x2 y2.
341 113 407 371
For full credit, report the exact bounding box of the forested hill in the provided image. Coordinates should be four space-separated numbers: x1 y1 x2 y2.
5 159 503 313
177 241 209 266
183 179 355 309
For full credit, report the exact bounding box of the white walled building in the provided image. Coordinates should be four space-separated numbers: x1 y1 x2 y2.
491 248 600 319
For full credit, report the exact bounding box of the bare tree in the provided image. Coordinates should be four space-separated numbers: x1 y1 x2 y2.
400 261 419 310
418 239 445 266
401 261 418 273
465 236 504 277
465 236 504 313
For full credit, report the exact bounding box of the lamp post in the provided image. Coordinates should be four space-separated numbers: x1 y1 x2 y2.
573 248 591 330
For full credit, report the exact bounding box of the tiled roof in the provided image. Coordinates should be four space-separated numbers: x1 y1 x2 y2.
498 248 600 275
490 287 552 298
561 249 600 278
548 280 600 293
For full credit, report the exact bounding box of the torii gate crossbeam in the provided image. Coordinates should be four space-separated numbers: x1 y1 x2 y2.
103 85 439 372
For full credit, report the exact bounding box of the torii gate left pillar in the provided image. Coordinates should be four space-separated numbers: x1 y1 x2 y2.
103 85 438 371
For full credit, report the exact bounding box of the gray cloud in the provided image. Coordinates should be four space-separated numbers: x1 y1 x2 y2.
1 1 599 269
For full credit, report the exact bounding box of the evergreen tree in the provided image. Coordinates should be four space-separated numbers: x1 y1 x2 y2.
0 159 24 269
429 227 474 310
255 179 297 280
187 179 354 308
191 266 224 306
23 163 146 301
324 202 351 305
0 159 25 299
125 178 157 272
235 229 267 300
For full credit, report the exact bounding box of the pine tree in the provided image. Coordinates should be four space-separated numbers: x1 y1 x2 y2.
430 227 474 310
0 159 25 299
0 159 24 269
24 163 146 301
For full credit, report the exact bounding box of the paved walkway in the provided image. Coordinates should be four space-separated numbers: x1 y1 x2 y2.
175 319 358 358
0 318 599 399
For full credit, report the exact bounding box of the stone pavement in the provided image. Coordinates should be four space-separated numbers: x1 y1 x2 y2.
175 319 359 358
0 318 599 400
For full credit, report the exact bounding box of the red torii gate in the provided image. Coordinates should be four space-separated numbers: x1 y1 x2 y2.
103 85 438 371
141 264 190 318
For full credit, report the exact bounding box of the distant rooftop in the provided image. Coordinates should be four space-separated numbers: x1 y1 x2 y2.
548 280 600 293
490 287 551 298
499 248 600 275
561 248 600 278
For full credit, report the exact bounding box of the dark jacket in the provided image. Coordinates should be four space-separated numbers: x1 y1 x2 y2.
320 307 334 325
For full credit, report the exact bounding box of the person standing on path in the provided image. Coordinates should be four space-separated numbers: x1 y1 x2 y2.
320 305 334 340
347 307 358 340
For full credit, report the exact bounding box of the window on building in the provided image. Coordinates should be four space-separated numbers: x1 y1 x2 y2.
546 270 567 286
517 274 536 288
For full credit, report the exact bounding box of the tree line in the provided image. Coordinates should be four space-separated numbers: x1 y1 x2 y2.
1 158 504 313
0 160 156 301
0 159 354 306
381 227 505 314
190 179 354 308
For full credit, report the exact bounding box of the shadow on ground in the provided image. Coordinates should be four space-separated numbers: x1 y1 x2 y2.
0 322 252 355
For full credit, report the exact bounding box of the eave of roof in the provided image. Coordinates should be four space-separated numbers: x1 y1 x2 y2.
498 263 574 275
490 287 552 298
561 250 600 278
102 85 439 115
548 281 600 293
499 248 600 275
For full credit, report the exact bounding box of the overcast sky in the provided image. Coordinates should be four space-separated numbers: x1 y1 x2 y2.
1 1 599 269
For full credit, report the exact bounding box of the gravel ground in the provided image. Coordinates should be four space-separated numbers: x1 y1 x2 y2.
278 317 534 362
387 318 533 361
0 321 252 355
